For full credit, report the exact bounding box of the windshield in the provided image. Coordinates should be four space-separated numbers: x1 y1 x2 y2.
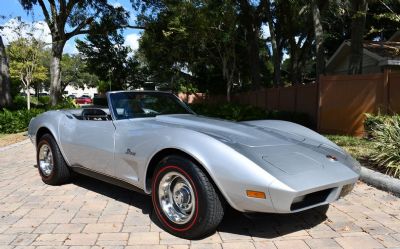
109 92 194 119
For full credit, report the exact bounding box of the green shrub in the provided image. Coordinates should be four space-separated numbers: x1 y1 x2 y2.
0 97 77 134
48 98 77 110
12 96 28 110
371 115 400 178
364 113 391 138
38 96 50 105
189 103 312 127
0 108 45 133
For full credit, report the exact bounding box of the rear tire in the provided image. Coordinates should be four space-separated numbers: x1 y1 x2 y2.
152 155 224 239
37 134 71 185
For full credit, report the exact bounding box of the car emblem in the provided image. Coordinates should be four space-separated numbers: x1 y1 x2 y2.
126 148 136 156
326 155 337 161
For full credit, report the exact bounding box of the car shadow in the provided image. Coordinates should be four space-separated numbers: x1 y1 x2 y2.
71 173 328 239
72 174 152 215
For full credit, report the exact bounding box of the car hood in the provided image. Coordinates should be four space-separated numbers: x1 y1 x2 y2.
155 114 302 147
154 114 354 176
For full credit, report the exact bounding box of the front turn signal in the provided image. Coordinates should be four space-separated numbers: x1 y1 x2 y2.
246 190 266 199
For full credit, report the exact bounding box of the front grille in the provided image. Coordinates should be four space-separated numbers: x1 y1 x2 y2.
290 188 333 211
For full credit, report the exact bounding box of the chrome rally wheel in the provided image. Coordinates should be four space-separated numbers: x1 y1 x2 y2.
38 144 54 176
158 172 196 224
152 155 224 239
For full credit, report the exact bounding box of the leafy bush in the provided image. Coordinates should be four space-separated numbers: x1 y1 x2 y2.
370 115 400 178
12 95 29 110
0 98 77 134
189 103 312 127
0 108 45 133
48 98 78 110
364 113 391 138
38 96 50 105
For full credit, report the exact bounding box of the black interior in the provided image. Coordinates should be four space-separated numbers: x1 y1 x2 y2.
73 108 111 121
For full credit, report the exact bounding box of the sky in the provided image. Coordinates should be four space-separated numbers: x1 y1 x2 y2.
0 0 142 54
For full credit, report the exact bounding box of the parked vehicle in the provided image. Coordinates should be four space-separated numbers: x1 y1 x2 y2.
28 91 360 239
75 95 92 104
20 92 34 97
67 95 76 99
38 92 49 97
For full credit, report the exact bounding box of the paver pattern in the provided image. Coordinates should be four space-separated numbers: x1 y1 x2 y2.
0 141 400 249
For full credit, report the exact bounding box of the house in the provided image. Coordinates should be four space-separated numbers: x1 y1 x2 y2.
326 31 400 75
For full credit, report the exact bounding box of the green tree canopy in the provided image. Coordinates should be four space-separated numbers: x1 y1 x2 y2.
8 38 48 109
19 0 131 105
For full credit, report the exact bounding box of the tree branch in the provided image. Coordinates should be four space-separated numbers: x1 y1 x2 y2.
65 16 94 39
124 24 146 30
48 0 57 21
60 0 66 12
64 0 80 23
37 0 52 27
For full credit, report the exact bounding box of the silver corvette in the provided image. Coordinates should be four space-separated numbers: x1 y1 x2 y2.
28 91 360 239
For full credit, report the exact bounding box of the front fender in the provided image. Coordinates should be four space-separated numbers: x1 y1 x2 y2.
141 128 279 212
28 110 71 165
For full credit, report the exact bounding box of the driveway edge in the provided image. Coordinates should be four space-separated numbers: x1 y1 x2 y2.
360 166 400 197
0 139 30 152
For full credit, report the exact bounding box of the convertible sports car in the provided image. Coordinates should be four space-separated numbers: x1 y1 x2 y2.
28 91 360 239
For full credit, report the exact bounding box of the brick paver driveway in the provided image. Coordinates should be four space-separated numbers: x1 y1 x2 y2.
0 141 400 249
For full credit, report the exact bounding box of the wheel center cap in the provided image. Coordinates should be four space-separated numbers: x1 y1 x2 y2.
174 188 190 206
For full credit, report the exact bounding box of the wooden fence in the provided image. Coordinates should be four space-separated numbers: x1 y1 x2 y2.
180 70 400 136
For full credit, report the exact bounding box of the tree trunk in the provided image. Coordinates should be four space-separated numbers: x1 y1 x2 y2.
26 87 31 110
239 0 261 89
0 35 12 108
288 37 300 85
50 40 65 106
222 56 232 102
266 0 281 87
312 0 325 79
348 0 368 75
226 80 232 103
248 25 261 89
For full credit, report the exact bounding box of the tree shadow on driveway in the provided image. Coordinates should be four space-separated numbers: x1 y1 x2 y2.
72 173 328 239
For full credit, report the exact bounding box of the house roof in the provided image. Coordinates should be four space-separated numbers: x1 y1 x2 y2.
363 41 400 59
326 39 400 71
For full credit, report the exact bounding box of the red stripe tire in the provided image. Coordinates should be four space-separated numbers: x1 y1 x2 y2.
152 155 225 239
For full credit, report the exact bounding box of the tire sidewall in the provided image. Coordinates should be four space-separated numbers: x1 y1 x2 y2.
152 156 208 237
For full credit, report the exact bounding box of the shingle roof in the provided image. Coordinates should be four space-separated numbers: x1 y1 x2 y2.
363 41 400 59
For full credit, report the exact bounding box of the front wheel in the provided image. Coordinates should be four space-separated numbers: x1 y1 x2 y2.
37 134 71 185
152 155 224 239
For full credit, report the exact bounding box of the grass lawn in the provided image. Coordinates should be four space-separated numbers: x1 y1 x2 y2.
0 132 28 147
326 134 398 178
326 135 375 162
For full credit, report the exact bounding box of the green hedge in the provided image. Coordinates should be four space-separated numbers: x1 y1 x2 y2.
189 103 312 127
0 98 77 134
0 109 45 133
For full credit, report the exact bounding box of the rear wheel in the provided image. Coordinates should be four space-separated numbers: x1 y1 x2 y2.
37 134 71 185
152 155 224 239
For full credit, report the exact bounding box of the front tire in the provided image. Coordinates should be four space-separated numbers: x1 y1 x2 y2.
37 134 71 185
152 155 224 239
